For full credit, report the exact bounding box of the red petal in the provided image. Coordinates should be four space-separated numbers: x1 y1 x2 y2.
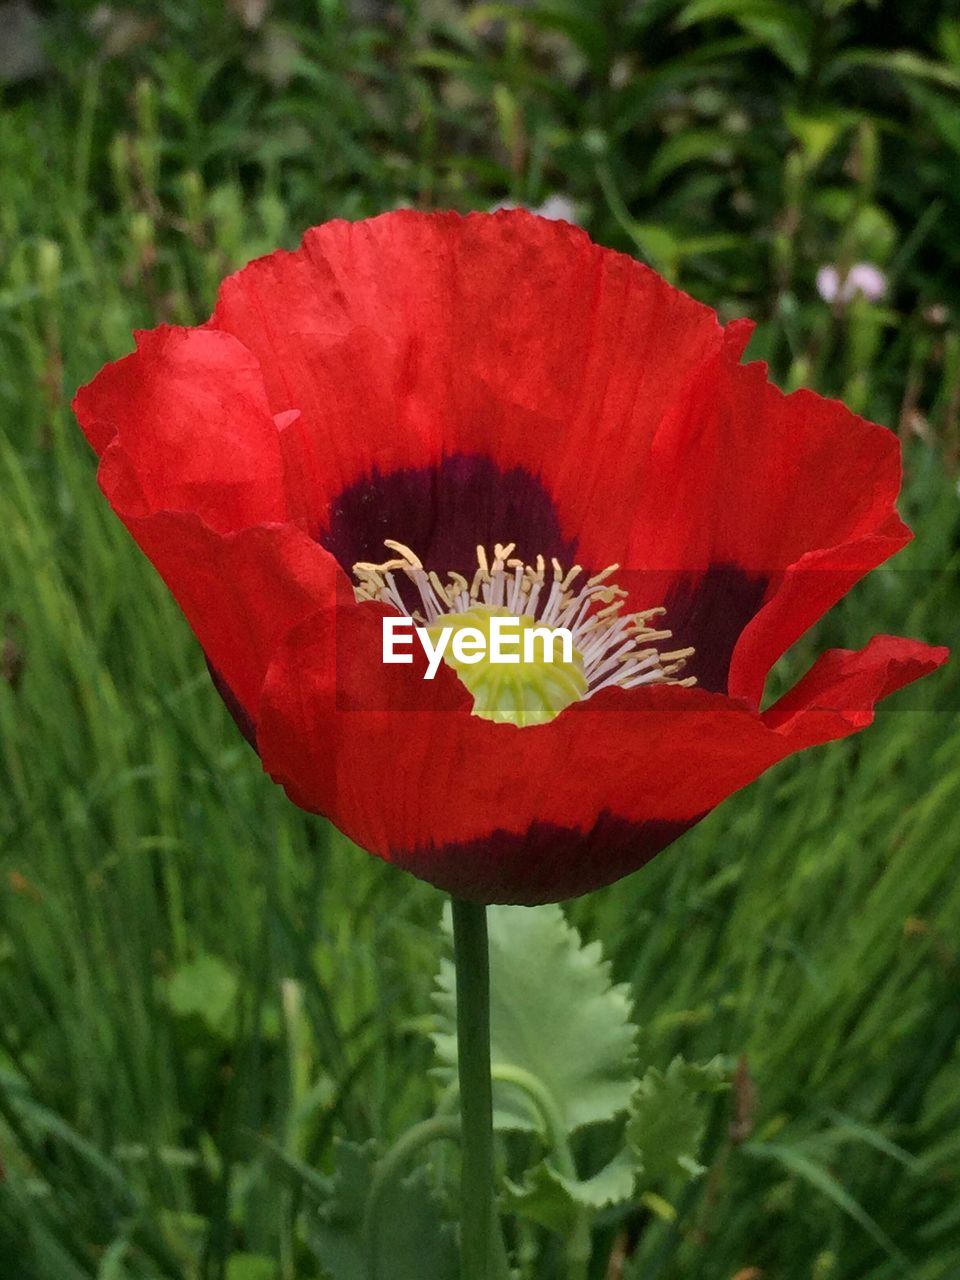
257 595 947 903
73 326 288 533
209 210 726 561
728 517 909 706
116 511 336 718
625 345 910 700
763 634 949 743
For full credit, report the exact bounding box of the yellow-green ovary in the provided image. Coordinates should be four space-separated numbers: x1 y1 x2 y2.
426 606 587 728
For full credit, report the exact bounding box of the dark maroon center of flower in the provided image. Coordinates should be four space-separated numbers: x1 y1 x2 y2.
319 454 577 584
319 453 769 697
209 458 770 749
316 450 773 706
665 567 769 695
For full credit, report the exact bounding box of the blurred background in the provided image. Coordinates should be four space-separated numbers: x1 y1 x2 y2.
1 1 959 1277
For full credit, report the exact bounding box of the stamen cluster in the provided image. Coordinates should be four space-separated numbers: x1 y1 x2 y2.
353 541 695 700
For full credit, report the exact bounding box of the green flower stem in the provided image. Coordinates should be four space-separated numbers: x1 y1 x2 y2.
452 898 497 1280
435 1055 592 1277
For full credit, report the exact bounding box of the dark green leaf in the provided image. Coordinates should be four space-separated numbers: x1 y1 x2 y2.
308 1139 458 1280
503 1151 636 1235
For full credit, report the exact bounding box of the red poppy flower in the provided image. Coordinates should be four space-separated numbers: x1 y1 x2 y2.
74 210 947 905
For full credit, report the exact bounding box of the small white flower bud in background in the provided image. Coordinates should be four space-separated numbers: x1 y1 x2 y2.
816 262 888 305
492 194 579 225
533 194 579 224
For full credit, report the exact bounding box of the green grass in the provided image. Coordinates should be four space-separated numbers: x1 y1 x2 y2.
1 2 959 1277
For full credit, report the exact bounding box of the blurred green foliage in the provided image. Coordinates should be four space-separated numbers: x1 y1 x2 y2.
5 0 960 433
1 1 959 1278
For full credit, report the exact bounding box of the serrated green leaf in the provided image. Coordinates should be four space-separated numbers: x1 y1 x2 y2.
308 1139 458 1280
676 1056 731 1094
626 1056 728 1188
434 905 636 1135
503 1151 636 1236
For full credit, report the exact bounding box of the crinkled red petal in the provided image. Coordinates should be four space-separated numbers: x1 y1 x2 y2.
111 505 334 720
623 337 911 698
257 599 947 902
73 326 289 533
762 633 948 741
208 209 727 561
